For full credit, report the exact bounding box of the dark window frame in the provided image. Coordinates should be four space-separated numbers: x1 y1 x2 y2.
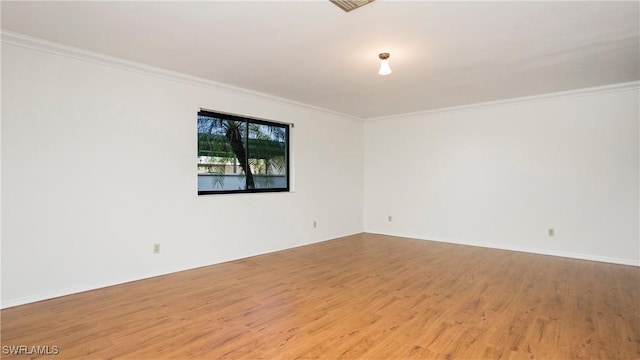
197 110 290 195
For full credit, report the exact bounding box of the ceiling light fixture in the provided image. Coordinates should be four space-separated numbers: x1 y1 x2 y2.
378 53 391 75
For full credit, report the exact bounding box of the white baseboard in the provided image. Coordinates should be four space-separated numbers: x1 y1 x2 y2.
366 231 640 267
1 231 365 309
0 272 171 310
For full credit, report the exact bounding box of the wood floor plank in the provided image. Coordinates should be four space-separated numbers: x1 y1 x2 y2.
1 233 638 359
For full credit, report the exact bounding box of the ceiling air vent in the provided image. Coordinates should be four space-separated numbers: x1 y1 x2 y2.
330 0 375 12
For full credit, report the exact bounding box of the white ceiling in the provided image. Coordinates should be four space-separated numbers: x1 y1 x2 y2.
1 1 638 119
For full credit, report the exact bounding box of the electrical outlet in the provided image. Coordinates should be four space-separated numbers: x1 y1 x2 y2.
153 243 160 254
313 221 317 228
548 228 555 236
388 215 392 222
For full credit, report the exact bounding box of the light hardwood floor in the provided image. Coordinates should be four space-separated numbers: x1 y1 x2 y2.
1 233 638 359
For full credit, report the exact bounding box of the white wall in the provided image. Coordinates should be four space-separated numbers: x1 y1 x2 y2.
1 39 364 308
2 34 638 309
364 87 639 265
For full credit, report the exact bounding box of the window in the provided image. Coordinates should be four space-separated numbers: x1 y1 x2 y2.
197 110 290 194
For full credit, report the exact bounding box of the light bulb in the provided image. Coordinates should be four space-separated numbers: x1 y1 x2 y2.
378 53 391 75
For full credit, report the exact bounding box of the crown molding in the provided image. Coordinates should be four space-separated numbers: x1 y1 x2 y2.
3 30 637 123
1 30 362 122
366 80 640 122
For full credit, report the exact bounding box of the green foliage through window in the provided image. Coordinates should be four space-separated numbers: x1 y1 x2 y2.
197 110 289 194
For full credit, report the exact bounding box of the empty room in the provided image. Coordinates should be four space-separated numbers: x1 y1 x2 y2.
1 1 638 359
